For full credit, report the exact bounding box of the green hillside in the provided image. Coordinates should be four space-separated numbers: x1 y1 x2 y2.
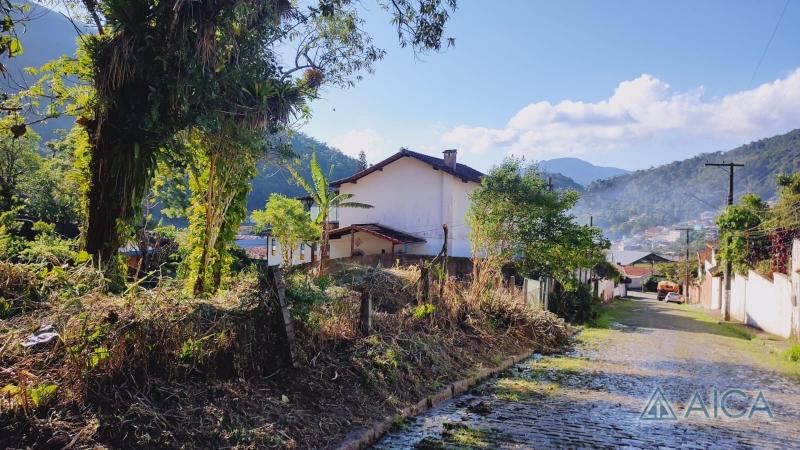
578 129 800 238
245 133 361 211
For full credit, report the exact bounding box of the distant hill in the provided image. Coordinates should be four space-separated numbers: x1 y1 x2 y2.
4 2 82 141
540 171 584 192
538 157 630 186
246 133 361 211
577 129 800 239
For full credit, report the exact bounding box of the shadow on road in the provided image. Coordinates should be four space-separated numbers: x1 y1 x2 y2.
597 294 754 341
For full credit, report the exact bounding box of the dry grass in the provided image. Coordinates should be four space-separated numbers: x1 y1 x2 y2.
1 263 570 449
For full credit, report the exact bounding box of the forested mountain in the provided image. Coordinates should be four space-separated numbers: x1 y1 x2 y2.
577 129 800 238
539 157 630 186
245 133 361 211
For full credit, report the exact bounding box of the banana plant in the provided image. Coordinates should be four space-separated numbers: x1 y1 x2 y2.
287 152 372 276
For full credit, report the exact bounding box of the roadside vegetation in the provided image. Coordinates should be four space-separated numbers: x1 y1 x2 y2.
716 173 800 278
0 261 571 448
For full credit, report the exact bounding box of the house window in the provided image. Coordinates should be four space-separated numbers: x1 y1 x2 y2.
271 238 276 256
300 243 305 261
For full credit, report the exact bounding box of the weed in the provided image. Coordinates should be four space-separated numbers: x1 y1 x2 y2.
391 413 406 431
413 303 436 319
27 382 58 408
784 341 800 362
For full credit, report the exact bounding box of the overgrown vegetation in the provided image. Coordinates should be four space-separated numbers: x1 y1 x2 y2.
0 262 570 448
716 173 800 276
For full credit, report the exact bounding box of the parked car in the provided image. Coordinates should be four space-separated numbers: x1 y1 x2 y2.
664 292 683 303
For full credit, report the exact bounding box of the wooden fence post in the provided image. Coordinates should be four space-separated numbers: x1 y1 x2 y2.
420 259 429 304
359 288 372 335
259 264 297 367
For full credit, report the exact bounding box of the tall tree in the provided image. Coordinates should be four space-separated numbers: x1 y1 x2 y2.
467 159 608 292
0 113 39 211
287 152 371 276
36 0 457 269
357 150 368 171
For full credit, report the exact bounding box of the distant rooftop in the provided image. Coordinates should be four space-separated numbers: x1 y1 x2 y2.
606 250 672 266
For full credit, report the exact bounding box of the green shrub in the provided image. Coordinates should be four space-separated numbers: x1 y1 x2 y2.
286 281 328 325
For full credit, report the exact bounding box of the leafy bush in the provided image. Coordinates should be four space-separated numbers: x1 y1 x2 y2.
287 280 329 326
548 284 598 324
785 341 800 363
19 221 86 265
0 261 41 317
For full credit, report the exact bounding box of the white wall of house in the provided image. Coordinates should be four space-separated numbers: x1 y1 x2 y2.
335 156 478 258
263 236 315 267
747 271 793 338
329 231 394 259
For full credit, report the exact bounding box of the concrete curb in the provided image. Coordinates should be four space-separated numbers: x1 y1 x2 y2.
334 349 535 450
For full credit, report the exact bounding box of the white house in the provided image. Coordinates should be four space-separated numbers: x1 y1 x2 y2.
326 148 483 260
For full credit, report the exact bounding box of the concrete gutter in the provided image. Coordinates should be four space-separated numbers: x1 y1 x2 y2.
334 349 535 450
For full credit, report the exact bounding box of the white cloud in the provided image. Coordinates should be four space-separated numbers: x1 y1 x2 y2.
328 128 389 160
441 69 800 159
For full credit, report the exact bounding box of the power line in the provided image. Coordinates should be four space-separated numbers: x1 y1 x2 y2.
748 0 790 88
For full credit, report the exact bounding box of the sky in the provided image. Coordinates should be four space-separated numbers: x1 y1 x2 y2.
298 0 800 172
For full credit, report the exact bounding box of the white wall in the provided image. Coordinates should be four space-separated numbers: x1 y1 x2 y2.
726 270 795 338
336 156 478 258
264 236 315 267
710 276 721 310
744 271 793 338
696 239 800 339
730 274 747 323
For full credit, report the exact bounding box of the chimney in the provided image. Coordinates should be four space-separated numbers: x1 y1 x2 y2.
443 149 457 170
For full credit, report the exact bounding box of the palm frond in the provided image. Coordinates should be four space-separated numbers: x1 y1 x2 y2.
286 162 318 203
309 152 329 206
337 201 373 209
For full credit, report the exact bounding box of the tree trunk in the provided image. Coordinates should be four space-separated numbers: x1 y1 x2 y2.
318 217 329 277
84 110 157 269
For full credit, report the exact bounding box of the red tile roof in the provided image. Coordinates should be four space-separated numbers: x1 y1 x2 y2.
621 266 654 277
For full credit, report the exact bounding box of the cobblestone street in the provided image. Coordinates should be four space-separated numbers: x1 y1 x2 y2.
372 294 800 449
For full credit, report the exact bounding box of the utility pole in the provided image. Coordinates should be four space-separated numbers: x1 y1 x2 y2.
705 161 744 321
675 228 691 301
547 176 553 192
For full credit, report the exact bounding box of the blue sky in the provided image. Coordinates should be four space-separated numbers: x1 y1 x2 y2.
299 0 800 172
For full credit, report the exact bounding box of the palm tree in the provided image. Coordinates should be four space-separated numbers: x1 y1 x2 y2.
287 152 372 276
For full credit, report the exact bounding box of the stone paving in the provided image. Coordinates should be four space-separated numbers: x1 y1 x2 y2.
371 294 800 449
